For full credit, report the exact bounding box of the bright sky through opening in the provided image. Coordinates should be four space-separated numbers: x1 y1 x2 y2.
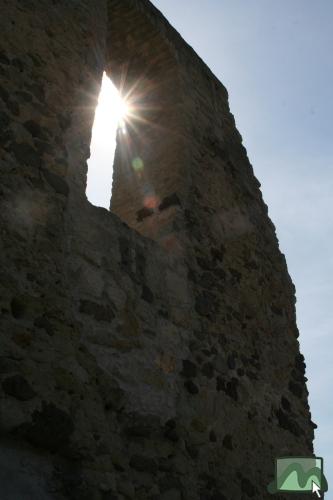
86 73 128 208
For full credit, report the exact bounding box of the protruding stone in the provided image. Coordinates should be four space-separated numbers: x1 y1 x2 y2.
181 359 197 378
10 297 25 319
79 299 115 322
17 401 74 451
2 374 36 401
129 455 158 473
43 169 69 196
184 380 199 394
222 434 233 450
11 142 40 168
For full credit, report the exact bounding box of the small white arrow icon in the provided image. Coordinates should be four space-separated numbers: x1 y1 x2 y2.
312 480 321 497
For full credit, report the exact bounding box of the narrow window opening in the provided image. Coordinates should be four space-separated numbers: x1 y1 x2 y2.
86 72 129 208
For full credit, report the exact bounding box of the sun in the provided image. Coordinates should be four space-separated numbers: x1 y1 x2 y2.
93 73 130 137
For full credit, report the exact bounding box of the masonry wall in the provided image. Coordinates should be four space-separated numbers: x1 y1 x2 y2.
0 1 315 499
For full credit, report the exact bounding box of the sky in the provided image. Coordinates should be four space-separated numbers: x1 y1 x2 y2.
87 0 333 490
87 76 125 208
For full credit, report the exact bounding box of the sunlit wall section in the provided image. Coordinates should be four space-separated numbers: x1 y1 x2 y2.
106 0 189 242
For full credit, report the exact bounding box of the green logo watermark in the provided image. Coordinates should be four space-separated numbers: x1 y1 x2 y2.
268 457 328 496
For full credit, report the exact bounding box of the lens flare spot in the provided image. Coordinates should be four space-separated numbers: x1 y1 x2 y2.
144 195 159 209
132 157 144 172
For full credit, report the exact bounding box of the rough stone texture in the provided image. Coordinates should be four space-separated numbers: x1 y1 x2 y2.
0 0 315 499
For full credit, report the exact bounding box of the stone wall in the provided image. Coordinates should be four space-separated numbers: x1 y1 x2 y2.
0 0 315 499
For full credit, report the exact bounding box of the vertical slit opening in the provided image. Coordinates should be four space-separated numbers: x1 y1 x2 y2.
86 72 128 209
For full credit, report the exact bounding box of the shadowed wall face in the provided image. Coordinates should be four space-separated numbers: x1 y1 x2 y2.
0 0 314 499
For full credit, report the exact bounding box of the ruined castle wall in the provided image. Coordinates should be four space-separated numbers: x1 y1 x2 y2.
0 1 315 499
